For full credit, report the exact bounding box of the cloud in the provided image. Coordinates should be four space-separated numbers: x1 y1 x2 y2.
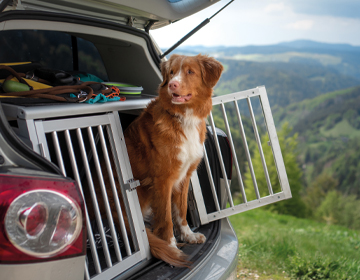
286 20 314 30
264 2 286 13
290 0 360 19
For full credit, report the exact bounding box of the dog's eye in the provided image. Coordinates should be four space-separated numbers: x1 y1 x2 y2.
170 70 174 75
187 69 194 74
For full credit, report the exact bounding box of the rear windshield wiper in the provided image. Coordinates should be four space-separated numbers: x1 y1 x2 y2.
159 0 234 59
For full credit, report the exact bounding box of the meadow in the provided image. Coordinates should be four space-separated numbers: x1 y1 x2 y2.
229 209 360 280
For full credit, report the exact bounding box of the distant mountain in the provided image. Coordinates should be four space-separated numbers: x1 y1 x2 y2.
213 59 360 111
171 40 360 80
277 40 360 52
173 39 360 55
170 41 360 198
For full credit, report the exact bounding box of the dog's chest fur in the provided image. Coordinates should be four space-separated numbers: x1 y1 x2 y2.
173 109 204 190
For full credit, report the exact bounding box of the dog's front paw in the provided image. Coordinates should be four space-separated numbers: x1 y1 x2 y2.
169 236 178 248
180 225 206 244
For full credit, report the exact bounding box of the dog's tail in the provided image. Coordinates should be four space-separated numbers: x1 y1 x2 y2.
146 228 191 268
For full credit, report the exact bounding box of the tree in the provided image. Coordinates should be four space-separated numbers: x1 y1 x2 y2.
303 173 338 215
315 190 360 230
244 123 307 217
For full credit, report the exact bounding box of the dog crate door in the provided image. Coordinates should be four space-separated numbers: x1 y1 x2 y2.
191 86 292 225
27 111 151 280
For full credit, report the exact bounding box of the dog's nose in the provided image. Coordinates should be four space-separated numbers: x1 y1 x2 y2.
169 80 180 92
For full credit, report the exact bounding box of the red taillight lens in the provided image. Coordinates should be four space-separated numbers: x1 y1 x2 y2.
0 174 86 264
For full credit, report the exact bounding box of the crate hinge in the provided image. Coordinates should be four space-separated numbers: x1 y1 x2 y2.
127 16 136 27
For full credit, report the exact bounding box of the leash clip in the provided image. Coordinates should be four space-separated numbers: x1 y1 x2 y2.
78 90 88 103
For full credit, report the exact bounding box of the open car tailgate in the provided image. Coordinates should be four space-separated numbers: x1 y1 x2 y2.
7 0 222 29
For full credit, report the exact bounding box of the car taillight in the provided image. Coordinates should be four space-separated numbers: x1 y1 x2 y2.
0 174 86 264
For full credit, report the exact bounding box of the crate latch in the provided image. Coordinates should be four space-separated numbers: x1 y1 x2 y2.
124 178 140 191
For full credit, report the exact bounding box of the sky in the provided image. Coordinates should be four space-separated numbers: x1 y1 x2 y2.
151 0 360 48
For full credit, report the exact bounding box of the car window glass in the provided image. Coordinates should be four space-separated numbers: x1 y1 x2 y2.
0 30 108 81
77 37 108 81
0 30 73 70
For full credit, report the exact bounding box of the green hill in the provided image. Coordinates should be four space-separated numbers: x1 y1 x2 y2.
213 60 360 111
274 87 360 130
273 86 360 196
208 57 360 198
173 41 360 203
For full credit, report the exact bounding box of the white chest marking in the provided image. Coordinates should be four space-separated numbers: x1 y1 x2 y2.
174 109 204 191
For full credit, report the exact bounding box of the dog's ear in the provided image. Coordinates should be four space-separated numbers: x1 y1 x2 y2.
197 55 224 88
159 54 181 87
160 59 169 87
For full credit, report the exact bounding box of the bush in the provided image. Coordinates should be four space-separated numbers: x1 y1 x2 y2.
343 109 357 121
315 190 360 230
343 109 360 129
289 256 340 280
303 173 338 215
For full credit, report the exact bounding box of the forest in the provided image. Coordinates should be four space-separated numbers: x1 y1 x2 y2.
176 41 360 231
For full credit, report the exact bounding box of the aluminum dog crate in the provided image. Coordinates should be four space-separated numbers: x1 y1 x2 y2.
2 98 153 280
2 85 291 278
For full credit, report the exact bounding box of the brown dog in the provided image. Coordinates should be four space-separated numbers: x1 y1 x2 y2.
124 54 223 266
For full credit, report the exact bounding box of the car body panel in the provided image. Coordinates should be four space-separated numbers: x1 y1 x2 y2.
0 256 86 280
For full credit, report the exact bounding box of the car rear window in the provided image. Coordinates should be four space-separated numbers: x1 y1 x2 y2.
0 30 108 81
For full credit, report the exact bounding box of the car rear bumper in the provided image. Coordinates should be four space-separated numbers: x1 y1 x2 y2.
187 218 238 280
0 256 86 280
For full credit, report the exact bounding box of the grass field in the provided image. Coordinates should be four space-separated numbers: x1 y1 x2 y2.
229 209 360 280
